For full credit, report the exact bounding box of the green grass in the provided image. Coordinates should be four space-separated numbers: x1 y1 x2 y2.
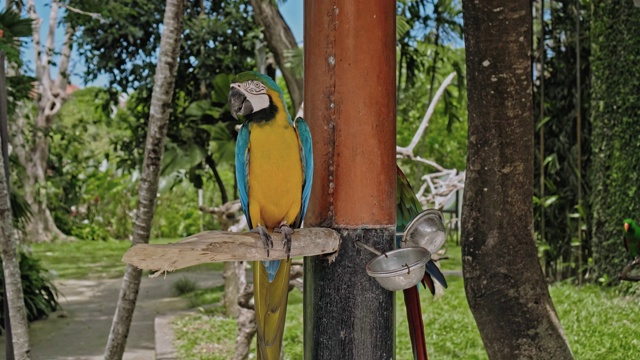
183 284 225 309
174 310 239 360
396 277 486 359
172 276 199 296
173 242 640 360
438 242 462 271
29 238 223 280
551 284 640 359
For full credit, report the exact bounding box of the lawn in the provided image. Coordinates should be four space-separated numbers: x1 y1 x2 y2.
32 237 639 359
29 238 223 279
172 243 640 360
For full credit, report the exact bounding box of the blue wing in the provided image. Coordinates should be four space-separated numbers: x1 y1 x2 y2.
235 124 252 229
425 261 448 288
295 117 313 226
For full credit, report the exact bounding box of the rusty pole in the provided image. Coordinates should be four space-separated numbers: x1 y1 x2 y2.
303 1 397 359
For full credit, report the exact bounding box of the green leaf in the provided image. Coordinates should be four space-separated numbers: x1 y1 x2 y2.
396 14 411 40
543 195 559 207
536 116 552 131
212 74 233 104
185 100 211 118
161 142 206 176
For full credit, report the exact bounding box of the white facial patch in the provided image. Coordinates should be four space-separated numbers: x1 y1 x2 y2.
231 81 270 113
242 80 267 95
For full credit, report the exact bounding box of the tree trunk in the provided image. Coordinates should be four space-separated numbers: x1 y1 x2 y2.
19 0 74 243
248 0 303 112
590 0 640 279
103 1 185 359
222 262 240 317
233 275 254 360
21 172 67 243
216 200 244 317
461 1 573 358
0 52 30 360
204 154 228 204
0 144 30 360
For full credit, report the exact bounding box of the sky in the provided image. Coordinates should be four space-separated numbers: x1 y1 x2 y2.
3 0 304 88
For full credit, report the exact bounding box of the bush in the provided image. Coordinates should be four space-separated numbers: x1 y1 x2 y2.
71 221 112 241
0 251 60 333
172 277 198 296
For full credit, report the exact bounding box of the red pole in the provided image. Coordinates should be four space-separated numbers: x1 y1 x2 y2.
303 0 396 358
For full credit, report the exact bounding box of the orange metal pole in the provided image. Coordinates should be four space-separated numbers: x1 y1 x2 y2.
303 0 396 358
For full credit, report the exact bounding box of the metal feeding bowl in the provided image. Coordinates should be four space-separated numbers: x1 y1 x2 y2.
401 209 446 255
365 247 431 291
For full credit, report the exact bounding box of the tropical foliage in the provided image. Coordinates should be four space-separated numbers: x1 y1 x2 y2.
0 0 638 343
589 0 640 280
533 0 591 282
0 252 60 332
395 0 468 185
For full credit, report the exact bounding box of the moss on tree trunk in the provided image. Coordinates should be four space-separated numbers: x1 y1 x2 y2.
589 1 640 280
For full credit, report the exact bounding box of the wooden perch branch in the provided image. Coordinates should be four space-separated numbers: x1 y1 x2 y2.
123 228 340 274
620 256 640 282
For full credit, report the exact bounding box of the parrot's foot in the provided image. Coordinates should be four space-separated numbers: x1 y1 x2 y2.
251 225 273 257
275 223 293 260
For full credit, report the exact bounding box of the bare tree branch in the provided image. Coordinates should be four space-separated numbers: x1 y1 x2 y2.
396 72 457 156
54 25 74 92
60 3 107 23
26 0 43 81
397 153 446 172
42 0 60 87
620 257 640 282
392 71 464 210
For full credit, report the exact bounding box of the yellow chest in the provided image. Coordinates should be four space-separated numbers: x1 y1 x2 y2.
248 119 303 229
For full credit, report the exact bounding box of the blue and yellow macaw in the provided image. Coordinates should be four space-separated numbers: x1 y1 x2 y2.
229 71 313 360
396 166 448 360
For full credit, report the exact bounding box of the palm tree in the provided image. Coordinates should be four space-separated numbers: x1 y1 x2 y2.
103 0 187 358
0 7 33 360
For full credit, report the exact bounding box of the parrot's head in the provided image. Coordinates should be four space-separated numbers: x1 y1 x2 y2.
624 218 635 233
228 71 284 123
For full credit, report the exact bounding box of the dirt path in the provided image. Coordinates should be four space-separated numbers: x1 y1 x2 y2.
0 271 222 360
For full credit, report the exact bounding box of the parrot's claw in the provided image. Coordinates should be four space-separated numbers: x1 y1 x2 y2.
275 224 293 260
252 225 273 257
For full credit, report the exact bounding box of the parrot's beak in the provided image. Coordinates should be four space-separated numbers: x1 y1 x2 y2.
625 223 630 232
229 87 253 120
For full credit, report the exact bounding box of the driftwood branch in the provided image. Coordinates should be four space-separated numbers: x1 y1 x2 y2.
123 228 340 275
620 256 640 282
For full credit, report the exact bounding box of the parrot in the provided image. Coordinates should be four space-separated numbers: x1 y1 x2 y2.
623 218 640 258
229 71 313 360
396 166 448 360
